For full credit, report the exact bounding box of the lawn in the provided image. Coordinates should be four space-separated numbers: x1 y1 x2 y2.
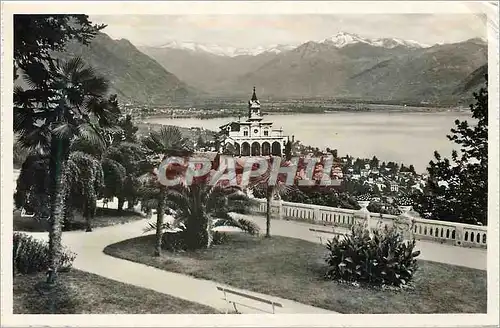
104 233 487 314
13 207 144 232
13 269 218 314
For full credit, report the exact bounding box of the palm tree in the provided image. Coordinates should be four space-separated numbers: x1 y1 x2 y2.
144 175 260 250
252 156 295 238
13 135 32 169
14 57 119 283
141 126 193 256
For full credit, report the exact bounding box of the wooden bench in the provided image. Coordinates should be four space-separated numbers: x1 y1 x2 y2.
216 286 283 314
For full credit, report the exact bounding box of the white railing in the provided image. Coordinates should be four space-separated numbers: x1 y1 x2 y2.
252 198 487 248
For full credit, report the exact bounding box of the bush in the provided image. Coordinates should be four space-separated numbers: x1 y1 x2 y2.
13 232 76 274
325 223 420 287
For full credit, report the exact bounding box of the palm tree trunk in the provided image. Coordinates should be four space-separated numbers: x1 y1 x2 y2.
47 139 67 285
117 197 125 211
63 196 72 229
186 185 211 249
265 186 273 238
85 200 95 232
127 197 136 210
154 186 166 256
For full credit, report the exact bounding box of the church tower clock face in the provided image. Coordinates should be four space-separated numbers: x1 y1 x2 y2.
254 129 259 134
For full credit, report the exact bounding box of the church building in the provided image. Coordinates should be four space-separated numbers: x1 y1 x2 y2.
219 88 288 157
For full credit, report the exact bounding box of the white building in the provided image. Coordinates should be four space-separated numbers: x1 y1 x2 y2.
219 87 288 156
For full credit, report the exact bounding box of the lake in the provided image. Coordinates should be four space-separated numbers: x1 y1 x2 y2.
146 111 474 173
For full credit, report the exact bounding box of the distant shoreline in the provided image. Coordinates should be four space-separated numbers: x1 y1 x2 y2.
140 106 469 121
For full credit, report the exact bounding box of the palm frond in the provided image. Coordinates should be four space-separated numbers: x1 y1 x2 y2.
143 221 173 234
142 125 193 156
212 214 260 235
76 122 107 151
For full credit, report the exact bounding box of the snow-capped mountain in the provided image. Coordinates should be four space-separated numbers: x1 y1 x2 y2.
159 40 297 57
320 32 430 49
158 32 431 57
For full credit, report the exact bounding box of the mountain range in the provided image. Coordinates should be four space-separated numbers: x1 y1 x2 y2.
140 32 488 104
16 31 487 106
37 33 198 105
154 32 431 57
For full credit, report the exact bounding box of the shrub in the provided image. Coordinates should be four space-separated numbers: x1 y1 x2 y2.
325 223 420 287
13 232 76 274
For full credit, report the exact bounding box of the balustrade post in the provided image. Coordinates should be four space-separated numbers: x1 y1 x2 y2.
455 225 465 246
398 206 414 240
356 201 372 235
277 200 283 220
270 199 283 220
313 206 321 223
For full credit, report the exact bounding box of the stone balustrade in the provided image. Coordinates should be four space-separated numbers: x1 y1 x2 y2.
252 198 487 248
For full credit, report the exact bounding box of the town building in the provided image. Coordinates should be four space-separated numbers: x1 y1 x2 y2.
219 87 288 156
390 182 399 192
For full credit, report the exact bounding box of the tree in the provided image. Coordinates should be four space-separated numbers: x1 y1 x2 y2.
14 150 104 232
102 142 146 210
253 157 296 237
14 56 119 284
412 76 488 225
119 114 139 143
14 15 105 79
14 152 51 219
63 151 104 231
196 134 205 149
284 140 293 160
13 135 32 169
143 170 260 250
141 126 192 256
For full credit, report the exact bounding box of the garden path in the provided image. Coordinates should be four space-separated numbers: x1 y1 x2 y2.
24 219 336 314
22 196 486 314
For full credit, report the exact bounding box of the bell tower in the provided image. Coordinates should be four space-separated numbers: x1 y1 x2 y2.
248 86 263 121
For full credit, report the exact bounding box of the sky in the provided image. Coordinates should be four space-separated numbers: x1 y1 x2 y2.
90 14 487 48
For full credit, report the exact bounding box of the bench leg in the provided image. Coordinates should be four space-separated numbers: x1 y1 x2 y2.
222 291 229 314
232 302 240 314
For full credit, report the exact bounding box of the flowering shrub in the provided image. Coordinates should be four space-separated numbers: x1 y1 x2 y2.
325 223 420 287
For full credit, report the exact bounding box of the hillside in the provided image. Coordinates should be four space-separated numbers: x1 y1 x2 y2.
57 33 199 105
345 39 487 104
139 46 276 95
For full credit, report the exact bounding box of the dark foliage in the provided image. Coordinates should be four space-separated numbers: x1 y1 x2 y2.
412 76 488 225
14 15 105 76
